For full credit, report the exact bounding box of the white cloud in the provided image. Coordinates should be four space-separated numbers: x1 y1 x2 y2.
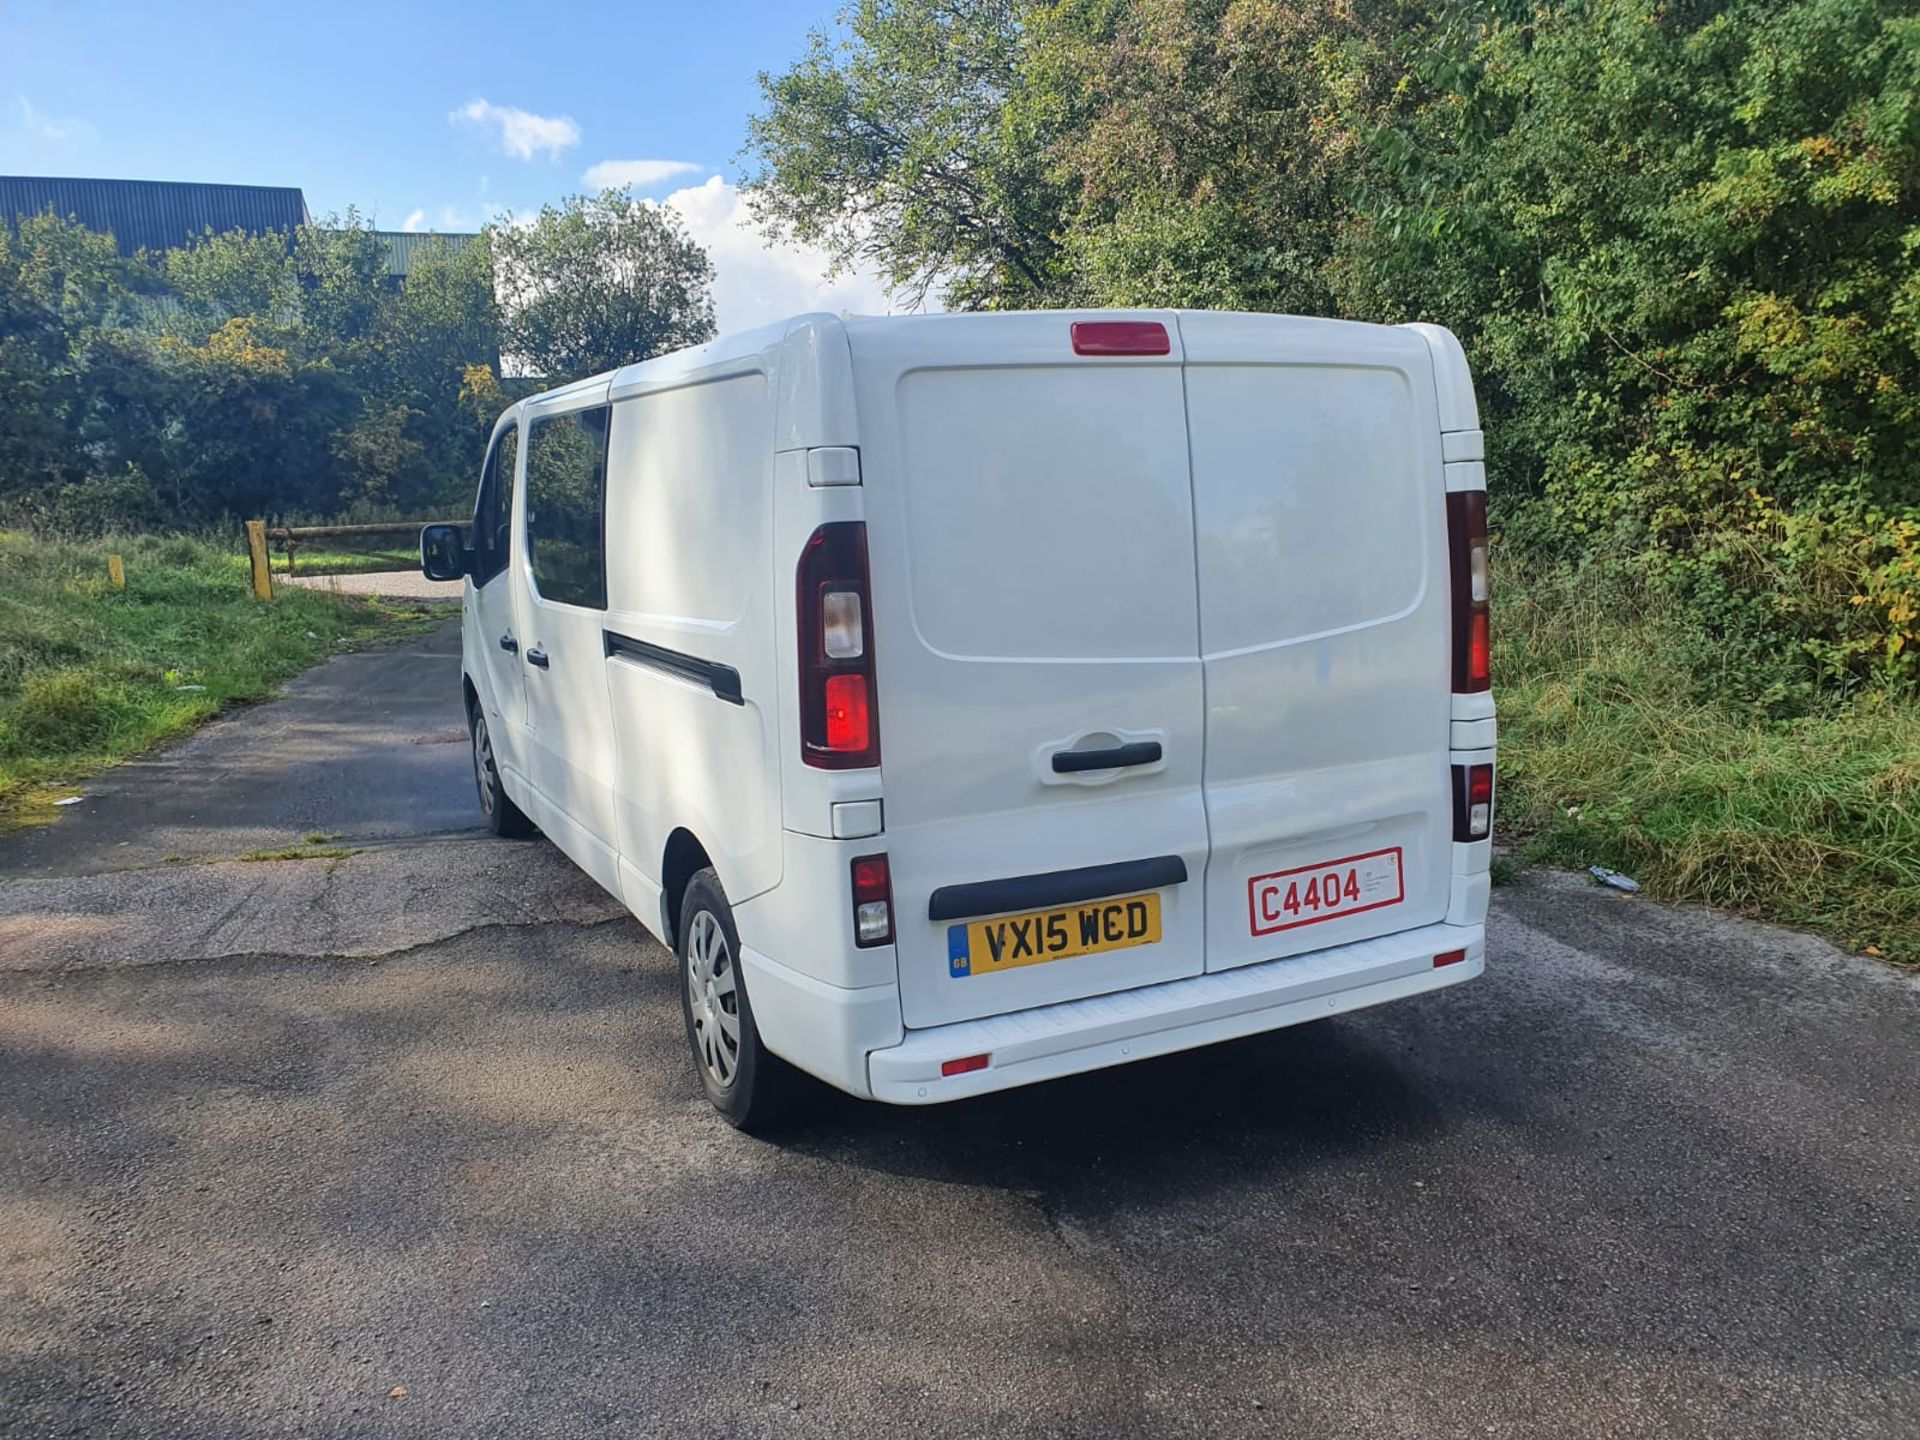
16 97 94 144
662 176 925 334
393 199 508 234
582 158 703 192
450 99 580 162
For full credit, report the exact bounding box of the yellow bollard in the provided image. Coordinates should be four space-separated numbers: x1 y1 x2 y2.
107 554 125 589
245 520 274 601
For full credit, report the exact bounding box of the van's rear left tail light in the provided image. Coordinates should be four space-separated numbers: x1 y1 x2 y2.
798 523 880 768
1453 762 1495 841
1447 490 1491 692
850 853 894 946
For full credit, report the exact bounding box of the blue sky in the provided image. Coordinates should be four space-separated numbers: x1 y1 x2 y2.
0 0 899 330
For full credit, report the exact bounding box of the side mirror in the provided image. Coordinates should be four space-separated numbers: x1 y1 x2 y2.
420 523 468 582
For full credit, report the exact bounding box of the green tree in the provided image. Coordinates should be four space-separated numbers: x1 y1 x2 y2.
742 0 1068 308
383 235 501 507
293 211 391 345
2 208 506 530
0 218 98 495
163 228 299 327
489 189 714 383
1343 0 1920 697
1037 0 1416 313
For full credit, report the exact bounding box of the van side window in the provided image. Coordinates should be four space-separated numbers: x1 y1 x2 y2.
472 425 518 586
525 406 610 610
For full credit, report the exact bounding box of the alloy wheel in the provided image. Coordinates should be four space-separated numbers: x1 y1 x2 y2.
685 909 741 1088
472 713 496 817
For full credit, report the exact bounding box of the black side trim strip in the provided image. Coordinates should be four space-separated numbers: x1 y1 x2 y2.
603 630 744 706
1052 740 1162 773
928 855 1187 923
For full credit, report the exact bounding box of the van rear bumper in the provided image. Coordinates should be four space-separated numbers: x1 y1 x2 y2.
864 921 1484 1105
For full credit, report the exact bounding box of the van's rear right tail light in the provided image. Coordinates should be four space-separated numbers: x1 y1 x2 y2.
1453 762 1495 841
850 853 894 946
798 523 880 768
1447 490 1491 692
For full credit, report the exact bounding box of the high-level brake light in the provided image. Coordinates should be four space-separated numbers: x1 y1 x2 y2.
1071 320 1170 356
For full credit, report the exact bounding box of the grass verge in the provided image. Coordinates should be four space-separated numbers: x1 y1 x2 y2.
0 529 438 827
269 546 417 576
1496 563 1919 965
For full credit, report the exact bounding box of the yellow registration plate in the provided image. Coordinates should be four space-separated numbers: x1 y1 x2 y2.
947 892 1162 978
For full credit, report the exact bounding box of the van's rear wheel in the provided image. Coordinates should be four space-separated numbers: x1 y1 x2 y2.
678 868 794 1131
468 702 533 838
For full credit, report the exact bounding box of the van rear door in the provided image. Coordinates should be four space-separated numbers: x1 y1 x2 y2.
848 313 1210 1030
1175 313 1453 972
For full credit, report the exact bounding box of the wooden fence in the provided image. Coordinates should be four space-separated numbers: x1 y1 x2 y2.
243 520 456 600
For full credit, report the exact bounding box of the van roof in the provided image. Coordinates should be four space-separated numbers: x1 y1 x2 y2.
553 308 1420 393
514 310 1475 439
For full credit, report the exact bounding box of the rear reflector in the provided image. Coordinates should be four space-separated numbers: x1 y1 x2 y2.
851 853 894 947
1447 490 1491 693
941 1054 990 1077
1433 948 1467 967
1453 762 1495 841
1071 320 1170 357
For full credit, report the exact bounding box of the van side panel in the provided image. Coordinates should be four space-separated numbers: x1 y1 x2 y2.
1174 314 1453 974
601 371 783 914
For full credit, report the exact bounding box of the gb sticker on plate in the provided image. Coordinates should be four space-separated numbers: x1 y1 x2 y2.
1248 847 1404 936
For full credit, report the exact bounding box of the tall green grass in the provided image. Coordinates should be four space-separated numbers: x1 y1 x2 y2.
1497 563 1920 965
0 529 434 823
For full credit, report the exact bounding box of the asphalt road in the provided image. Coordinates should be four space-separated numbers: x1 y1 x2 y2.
1 624 1915 1438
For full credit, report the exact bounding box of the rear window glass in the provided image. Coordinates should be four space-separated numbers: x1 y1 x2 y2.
893 366 1199 660
1184 365 1425 653
525 406 610 610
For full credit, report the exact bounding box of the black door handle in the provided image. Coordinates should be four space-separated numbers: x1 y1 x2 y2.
499 634 519 654
1052 741 1162 774
526 648 550 669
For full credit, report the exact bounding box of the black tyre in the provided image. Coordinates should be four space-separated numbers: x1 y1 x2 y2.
678 867 796 1130
468 699 534 838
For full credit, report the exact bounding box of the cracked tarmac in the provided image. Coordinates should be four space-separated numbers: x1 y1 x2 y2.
1 622 1916 1437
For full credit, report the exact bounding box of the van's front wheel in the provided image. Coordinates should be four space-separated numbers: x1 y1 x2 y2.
678 868 794 1131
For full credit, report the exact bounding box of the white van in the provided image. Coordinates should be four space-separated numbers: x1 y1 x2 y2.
421 311 1495 1128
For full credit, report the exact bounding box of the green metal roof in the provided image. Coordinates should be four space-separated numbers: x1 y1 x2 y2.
372 230 481 278
0 175 310 254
